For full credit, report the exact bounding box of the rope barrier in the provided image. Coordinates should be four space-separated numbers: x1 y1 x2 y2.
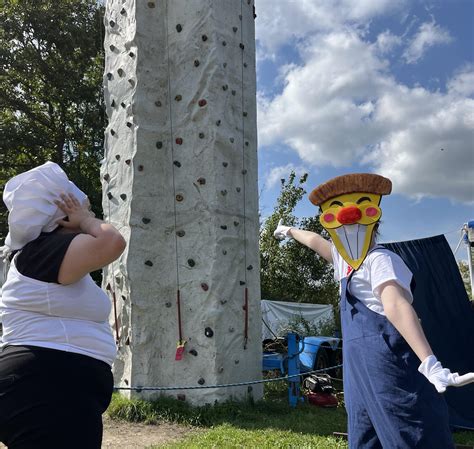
113 364 343 392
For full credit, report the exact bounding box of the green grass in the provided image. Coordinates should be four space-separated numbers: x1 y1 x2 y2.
107 378 474 448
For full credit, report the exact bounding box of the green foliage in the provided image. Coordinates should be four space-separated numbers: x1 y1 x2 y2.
458 260 473 300
259 171 339 319
0 0 105 240
279 314 336 338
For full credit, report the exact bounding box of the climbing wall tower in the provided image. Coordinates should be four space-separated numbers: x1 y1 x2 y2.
101 0 262 403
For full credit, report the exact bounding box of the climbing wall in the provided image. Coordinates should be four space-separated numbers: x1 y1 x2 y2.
101 0 262 404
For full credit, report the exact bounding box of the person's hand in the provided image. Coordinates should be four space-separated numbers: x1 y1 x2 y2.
418 355 474 393
55 193 94 229
273 219 294 241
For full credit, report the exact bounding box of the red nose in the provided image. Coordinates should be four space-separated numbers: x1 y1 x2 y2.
337 206 362 224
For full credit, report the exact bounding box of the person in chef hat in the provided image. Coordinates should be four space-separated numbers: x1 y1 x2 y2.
274 173 474 449
0 161 126 449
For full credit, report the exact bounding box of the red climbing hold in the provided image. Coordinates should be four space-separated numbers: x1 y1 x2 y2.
198 99 207 107
175 137 183 145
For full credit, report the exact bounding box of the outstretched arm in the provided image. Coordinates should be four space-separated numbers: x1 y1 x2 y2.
380 281 474 393
274 219 333 263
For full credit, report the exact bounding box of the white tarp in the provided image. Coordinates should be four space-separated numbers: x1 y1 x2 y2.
261 300 333 340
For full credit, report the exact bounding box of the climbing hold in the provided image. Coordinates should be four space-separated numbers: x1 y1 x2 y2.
155 100 162 107
156 141 163 149
176 230 185 237
175 194 184 202
120 193 127 200
244 62 248 68
129 52 135 58
231 90 236 96
235 360 240 365
233 26 238 32
111 99 116 107
220 225 227 230
239 14 242 20
222 84 228 91
115 276 121 284
247 265 253 270
125 336 130 345
104 174 110 182
202 34 208 41
223 62 227 68
165 302 172 308
229 327 235 333
239 281 246 285
222 41 227 46
107 192 113 200
106 283 111 291
197 177 206 185
121 295 126 301
138 165 144 171
175 137 183 145
220 299 227 304
216 120 221 126
173 161 181 167
109 44 116 51
218 366 224 373
239 43 245 50
142 217 151 224
106 72 113 80
198 378 205 385
194 60 200 67
222 162 228 167
199 132 205 139
128 79 135 86
242 169 247 174
189 349 198 356
120 7 126 14
110 129 115 136
121 102 126 108
201 283 209 291
243 111 248 117
234 221 239 226
115 154 120 160
126 122 133 128
245 141 249 146
125 159 131 165
109 20 115 27
117 68 125 77
205 327 214 338
229 137 234 143
236 187 241 192
124 379 129 385
176 24 182 32
187 259 195 267
147 1 155 7
221 190 227 196
145 260 153 267
198 99 207 107
222 250 227 255
175 94 182 102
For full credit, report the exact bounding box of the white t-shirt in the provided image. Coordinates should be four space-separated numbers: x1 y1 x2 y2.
0 256 117 366
331 244 413 315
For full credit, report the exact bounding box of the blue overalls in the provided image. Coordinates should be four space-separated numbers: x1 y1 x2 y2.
341 265 455 448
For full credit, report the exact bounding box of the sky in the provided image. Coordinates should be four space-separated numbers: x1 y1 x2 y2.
254 0 473 260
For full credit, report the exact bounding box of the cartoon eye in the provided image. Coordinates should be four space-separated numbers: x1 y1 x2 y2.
365 207 378 217
356 197 371 204
323 213 335 223
329 200 343 207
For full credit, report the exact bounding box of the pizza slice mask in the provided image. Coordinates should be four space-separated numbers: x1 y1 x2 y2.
309 174 392 270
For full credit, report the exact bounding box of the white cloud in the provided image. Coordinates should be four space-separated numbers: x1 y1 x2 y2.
447 65 474 97
375 30 402 54
264 164 308 190
403 21 453 64
257 28 474 203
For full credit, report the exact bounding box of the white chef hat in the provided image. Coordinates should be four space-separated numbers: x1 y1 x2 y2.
1 161 87 259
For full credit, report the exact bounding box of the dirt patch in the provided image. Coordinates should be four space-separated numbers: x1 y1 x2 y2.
0 416 196 449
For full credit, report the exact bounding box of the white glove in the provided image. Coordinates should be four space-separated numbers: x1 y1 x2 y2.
418 355 474 393
273 219 294 241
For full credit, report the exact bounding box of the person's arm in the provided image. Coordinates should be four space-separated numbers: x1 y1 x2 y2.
274 219 333 263
55 193 126 284
380 281 474 392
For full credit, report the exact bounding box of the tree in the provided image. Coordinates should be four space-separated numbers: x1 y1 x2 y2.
0 0 105 241
259 172 339 314
458 260 473 301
